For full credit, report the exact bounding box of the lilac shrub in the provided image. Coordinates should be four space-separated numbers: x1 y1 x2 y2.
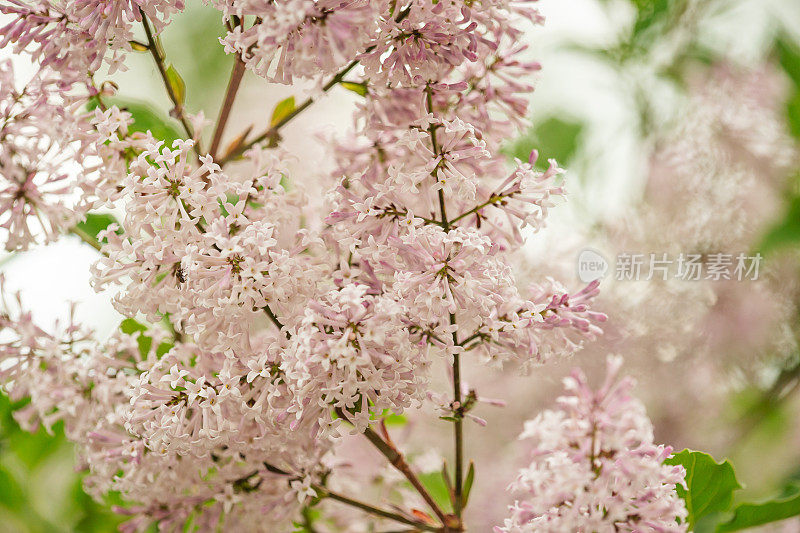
0 1 690 531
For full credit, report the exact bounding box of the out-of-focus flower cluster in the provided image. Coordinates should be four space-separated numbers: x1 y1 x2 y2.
496 356 688 533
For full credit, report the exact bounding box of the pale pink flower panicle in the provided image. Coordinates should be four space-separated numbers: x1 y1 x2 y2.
496 356 688 533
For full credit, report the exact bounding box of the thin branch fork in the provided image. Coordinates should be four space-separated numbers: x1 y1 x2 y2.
334 408 458 530
218 53 368 164
262 461 440 532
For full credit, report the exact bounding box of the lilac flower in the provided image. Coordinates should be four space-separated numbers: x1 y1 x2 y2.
496 356 688 533
283 283 429 436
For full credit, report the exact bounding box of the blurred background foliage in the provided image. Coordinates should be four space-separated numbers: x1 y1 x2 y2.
0 395 123 532
3 0 800 530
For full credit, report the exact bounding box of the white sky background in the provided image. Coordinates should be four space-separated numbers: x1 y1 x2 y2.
1 0 800 335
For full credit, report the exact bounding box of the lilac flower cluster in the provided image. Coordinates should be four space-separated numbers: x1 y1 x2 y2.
496 357 689 532
0 1 676 531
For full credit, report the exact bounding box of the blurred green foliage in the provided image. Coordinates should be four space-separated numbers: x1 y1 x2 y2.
0 394 123 533
504 116 584 170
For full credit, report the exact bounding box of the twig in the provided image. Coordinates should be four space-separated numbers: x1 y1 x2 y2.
140 11 200 153
425 84 465 524
262 462 438 531
209 55 246 159
347 413 450 527
69 227 102 252
263 305 288 337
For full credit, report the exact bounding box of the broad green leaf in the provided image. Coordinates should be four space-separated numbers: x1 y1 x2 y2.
383 413 407 427
120 318 148 336
0 467 26 512
270 96 296 127
75 213 120 248
165 64 187 107
340 81 368 97
787 90 800 140
717 486 800 532
119 318 173 358
665 449 742 529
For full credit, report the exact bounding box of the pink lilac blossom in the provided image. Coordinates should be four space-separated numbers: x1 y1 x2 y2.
496 356 688 533
0 0 619 530
215 0 377 84
282 283 430 436
0 0 184 78
0 60 97 251
0 280 328 532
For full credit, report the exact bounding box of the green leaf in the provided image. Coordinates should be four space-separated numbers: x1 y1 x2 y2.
120 318 148 336
776 36 800 88
418 471 454 513
76 213 119 245
383 413 407 427
759 190 800 253
270 96 296 127
165 64 187 107
462 461 475 508
119 318 173 359
631 0 671 41
129 40 149 52
340 81 368 97
787 90 800 140
505 116 584 171
717 486 800 532
665 449 742 529
0 467 25 511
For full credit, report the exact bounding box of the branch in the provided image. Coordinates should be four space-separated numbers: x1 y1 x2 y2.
262 462 439 531
209 55 247 159
320 487 438 532
448 194 507 226
263 305 288 337
219 55 367 164
424 84 465 524
69 226 102 252
338 410 452 528
140 11 200 153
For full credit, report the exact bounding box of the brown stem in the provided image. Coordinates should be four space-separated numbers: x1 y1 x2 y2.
140 11 200 153
449 314 464 520
209 56 246 159
322 487 438 531
357 419 451 527
262 462 438 531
